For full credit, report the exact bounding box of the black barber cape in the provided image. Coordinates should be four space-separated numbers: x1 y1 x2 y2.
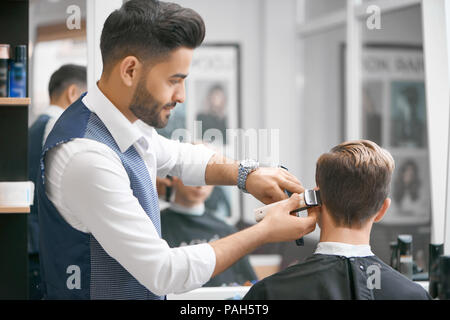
161 207 257 287
243 254 431 300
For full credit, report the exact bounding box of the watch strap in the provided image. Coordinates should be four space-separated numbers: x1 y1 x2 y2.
237 163 250 193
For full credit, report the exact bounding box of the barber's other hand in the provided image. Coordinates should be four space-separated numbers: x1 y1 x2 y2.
156 177 173 197
246 167 304 204
258 193 317 243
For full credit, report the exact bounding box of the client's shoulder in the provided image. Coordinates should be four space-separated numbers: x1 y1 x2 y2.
277 253 346 277
366 255 431 300
244 254 348 300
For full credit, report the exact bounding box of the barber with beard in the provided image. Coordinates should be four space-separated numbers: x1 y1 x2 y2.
36 0 316 300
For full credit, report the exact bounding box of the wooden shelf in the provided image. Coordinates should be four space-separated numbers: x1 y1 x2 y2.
0 98 31 106
0 206 30 214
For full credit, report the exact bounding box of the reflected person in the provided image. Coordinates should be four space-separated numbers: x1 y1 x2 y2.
160 176 257 286
196 84 228 143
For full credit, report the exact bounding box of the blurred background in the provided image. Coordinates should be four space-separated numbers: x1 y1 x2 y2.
25 0 447 286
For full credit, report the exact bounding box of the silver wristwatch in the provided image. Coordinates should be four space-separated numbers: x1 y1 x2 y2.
237 159 259 193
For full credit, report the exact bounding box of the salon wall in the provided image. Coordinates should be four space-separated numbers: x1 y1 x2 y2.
301 5 424 248
300 5 424 193
176 1 424 234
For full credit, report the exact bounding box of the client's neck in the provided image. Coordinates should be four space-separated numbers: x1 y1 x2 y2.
170 198 205 216
319 211 373 245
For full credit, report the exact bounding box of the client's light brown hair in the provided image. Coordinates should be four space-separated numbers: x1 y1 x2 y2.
315 140 395 228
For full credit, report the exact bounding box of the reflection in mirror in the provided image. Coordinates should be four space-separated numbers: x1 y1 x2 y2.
360 5 431 279
29 0 87 123
27 0 86 300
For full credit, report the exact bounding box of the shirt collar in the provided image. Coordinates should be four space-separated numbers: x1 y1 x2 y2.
81 83 144 153
314 242 374 258
169 202 206 216
135 119 155 141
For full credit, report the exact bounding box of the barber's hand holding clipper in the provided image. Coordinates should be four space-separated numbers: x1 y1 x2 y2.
257 193 318 243
245 161 320 245
245 166 305 204
234 161 317 240
208 159 317 278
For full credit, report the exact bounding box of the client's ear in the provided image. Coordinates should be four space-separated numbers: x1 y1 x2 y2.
373 198 391 223
66 84 80 104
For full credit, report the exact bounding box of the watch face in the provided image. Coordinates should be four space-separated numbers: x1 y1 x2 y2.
242 159 259 170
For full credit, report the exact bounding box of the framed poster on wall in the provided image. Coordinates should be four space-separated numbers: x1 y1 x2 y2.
361 44 430 225
186 43 241 145
342 44 431 225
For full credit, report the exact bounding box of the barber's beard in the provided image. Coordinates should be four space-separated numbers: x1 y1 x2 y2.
129 78 175 128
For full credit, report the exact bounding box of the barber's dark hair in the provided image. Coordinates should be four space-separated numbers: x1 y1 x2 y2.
316 140 395 228
48 64 87 100
100 0 205 72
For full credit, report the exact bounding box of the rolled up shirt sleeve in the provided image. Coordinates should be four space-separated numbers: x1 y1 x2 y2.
153 132 216 186
58 144 216 295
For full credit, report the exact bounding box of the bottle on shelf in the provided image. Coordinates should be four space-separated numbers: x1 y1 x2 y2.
390 241 399 270
439 255 450 300
397 234 414 280
8 45 27 98
429 243 444 298
0 44 10 97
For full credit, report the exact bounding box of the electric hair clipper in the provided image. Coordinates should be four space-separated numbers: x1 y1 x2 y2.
253 189 321 223
254 177 321 247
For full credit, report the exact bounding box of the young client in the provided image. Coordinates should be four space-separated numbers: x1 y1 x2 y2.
244 140 431 300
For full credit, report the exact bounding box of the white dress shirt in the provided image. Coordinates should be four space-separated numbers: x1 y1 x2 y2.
44 84 217 295
41 104 65 146
314 242 374 258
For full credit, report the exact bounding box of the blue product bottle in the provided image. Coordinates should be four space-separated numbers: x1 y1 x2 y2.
9 45 27 98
